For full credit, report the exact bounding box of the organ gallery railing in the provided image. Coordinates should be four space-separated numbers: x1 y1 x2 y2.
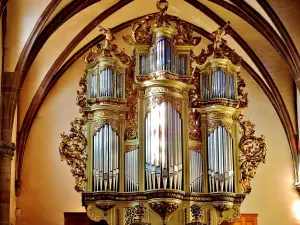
59 1 267 225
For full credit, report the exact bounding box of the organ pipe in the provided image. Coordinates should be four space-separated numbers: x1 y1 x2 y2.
207 126 234 193
93 124 119 192
145 102 183 190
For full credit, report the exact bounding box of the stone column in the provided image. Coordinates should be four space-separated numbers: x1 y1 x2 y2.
0 141 15 225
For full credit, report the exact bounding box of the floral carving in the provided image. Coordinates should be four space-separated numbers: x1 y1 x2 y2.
87 204 104 222
188 109 201 141
96 203 115 212
239 114 267 194
149 201 180 225
237 75 248 108
76 72 87 108
217 205 240 225
93 119 120 135
145 94 182 114
125 207 137 225
125 145 139 153
207 113 233 135
125 54 139 140
174 19 201 46
59 117 87 192
123 16 153 45
190 204 203 223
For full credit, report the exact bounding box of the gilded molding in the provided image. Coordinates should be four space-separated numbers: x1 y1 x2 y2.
145 87 183 96
96 203 115 212
0 141 15 159
239 114 267 194
87 97 127 106
207 112 233 135
59 117 87 192
82 191 245 204
94 111 120 120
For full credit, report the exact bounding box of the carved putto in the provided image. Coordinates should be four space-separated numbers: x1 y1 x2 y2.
59 117 87 192
174 19 201 46
239 114 267 194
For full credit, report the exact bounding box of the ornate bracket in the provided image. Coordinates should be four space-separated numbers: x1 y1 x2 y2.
59 117 87 192
189 204 204 225
96 203 115 216
149 201 180 225
239 114 267 194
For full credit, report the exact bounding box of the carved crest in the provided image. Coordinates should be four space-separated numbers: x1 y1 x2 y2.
237 75 248 108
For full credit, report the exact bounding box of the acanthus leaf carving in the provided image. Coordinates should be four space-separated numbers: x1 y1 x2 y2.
239 114 267 194
125 53 139 140
237 75 248 108
59 117 87 192
148 201 180 225
76 71 87 109
188 109 201 141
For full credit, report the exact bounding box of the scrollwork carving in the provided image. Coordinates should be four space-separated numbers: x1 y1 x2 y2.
125 207 137 225
145 94 182 114
174 18 201 46
125 54 139 140
237 75 248 108
93 119 120 135
125 145 139 153
188 109 201 141
87 204 104 222
207 113 233 135
123 16 153 45
190 204 203 223
149 201 180 225
239 114 267 194
59 117 87 192
76 71 87 108
217 205 240 225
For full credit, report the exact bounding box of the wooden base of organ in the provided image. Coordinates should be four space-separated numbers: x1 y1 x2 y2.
64 213 257 225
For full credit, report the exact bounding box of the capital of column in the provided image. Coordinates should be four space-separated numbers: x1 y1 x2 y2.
0 141 16 159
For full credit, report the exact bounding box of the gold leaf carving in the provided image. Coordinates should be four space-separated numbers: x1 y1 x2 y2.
188 109 201 141
125 53 139 140
207 113 233 135
145 94 182 114
87 204 104 222
59 117 87 192
237 75 248 108
239 114 267 194
76 71 87 109
93 119 120 135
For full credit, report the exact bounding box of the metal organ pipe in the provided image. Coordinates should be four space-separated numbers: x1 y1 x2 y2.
145 102 183 190
93 124 119 192
211 70 226 99
207 126 234 193
155 38 171 72
99 68 114 97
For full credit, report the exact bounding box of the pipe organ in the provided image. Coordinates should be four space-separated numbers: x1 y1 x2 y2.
59 1 267 225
